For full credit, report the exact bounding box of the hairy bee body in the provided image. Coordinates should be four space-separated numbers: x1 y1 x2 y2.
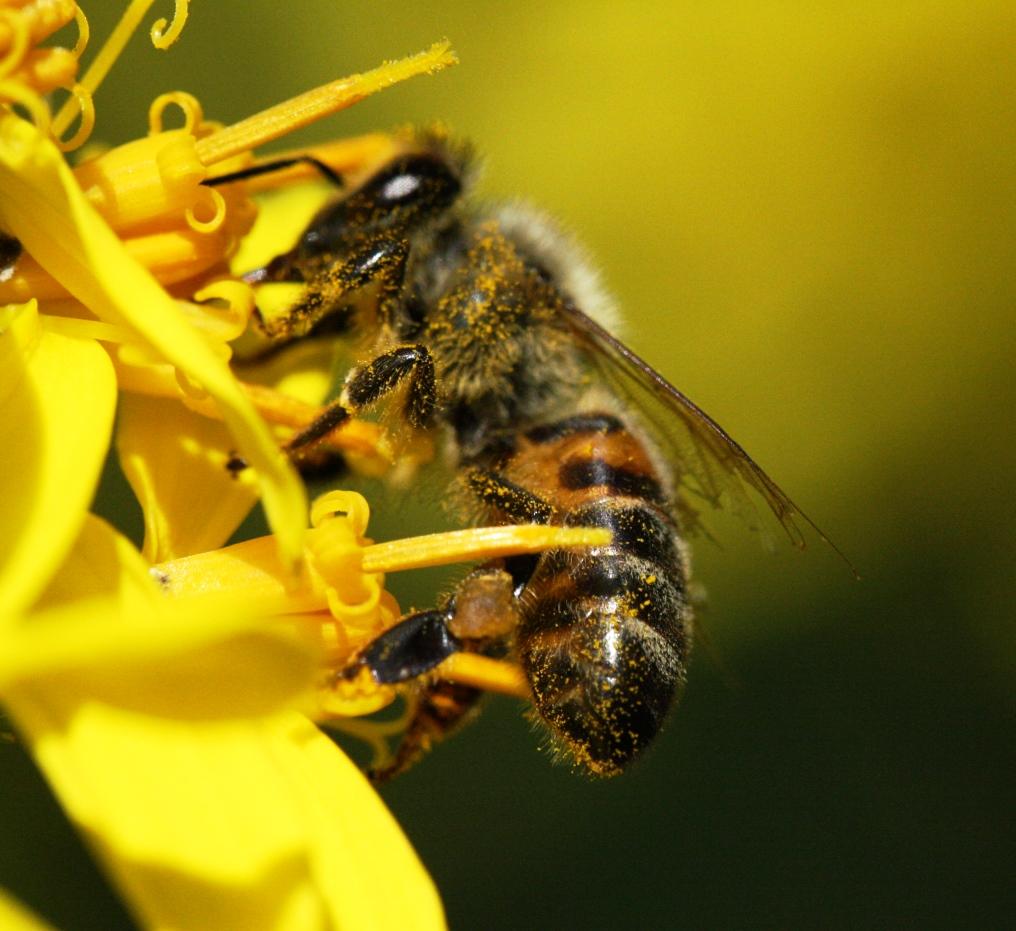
250 134 692 776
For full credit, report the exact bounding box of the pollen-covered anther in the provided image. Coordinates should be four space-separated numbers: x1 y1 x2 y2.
192 41 458 169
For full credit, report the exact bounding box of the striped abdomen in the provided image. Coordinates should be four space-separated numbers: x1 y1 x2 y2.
483 413 693 774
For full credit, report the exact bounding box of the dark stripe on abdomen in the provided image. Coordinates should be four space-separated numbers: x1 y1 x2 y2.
524 413 623 444
559 457 666 504
564 499 682 572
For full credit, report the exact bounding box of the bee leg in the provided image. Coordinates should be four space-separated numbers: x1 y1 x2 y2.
353 608 461 685
344 343 437 429
367 680 483 784
354 570 521 783
256 234 410 339
214 158 343 286
283 341 435 456
342 564 533 782
282 401 351 455
346 569 519 684
466 468 556 523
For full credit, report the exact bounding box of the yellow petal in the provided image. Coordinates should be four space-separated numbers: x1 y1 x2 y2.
236 334 339 408
0 114 307 567
2 706 444 931
0 890 53 931
2 514 318 720
0 301 115 619
117 393 259 562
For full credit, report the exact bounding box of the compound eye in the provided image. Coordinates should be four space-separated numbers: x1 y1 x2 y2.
361 152 462 221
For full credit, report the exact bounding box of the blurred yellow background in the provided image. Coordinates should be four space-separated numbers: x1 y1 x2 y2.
3 3 1013 928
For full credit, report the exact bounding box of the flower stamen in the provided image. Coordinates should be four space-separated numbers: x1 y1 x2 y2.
154 491 610 734
0 8 31 82
149 0 188 50
155 492 611 632
53 82 93 151
148 89 204 135
193 41 457 169
69 4 88 58
361 525 612 574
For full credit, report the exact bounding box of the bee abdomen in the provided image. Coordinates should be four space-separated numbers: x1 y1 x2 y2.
519 498 692 775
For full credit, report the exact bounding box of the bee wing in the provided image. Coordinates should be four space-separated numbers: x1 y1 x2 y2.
558 302 852 566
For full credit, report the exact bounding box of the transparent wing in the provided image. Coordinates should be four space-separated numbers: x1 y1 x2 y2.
559 302 853 569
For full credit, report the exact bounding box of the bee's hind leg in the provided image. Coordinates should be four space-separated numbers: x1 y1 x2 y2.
346 566 523 691
353 608 461 685
339 607 476 784
466 468 556 523
367 680 483 784
344 569 526 781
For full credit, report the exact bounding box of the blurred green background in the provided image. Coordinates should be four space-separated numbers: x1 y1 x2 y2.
4 1 1015 928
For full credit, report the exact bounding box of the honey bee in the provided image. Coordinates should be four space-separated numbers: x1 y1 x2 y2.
219 131 845 781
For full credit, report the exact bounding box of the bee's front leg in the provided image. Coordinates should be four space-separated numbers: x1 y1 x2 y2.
258 234 410 340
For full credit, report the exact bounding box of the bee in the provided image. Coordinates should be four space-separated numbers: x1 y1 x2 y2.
217 131 845 781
